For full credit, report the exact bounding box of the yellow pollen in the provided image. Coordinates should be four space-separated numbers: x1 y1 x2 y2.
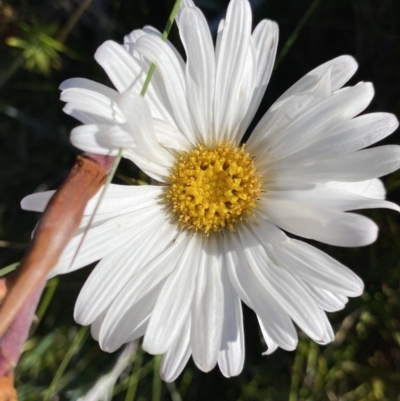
167 142 261 235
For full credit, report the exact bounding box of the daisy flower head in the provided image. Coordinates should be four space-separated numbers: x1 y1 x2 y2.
22 0 400 381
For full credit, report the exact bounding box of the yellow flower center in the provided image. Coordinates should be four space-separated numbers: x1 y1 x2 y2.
167 142 261 235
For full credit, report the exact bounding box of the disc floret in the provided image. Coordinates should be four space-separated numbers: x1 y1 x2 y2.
167 142 261 235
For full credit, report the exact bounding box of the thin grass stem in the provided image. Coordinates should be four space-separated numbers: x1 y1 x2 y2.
43 326 89 401
152 355 162 401
275 0 322 69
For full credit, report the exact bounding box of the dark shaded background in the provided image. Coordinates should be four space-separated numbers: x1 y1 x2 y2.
0 0 399 400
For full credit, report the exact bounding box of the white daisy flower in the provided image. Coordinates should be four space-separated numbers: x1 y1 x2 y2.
22 0 400 381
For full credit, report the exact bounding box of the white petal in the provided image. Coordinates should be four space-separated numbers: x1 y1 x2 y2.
154 118 192 151
304 284 348 312
90 309 108 341
83 185 164 216
238 20 279 138
229 38 257 143
217 257 245 377
191 235 223 372
94 41 144 93
277 113 399 166
143 234 201 354
105 125 138 147
21 190 56 212
118 92 174 169
265 185 400 212
60 78 119 100
100 283 162 352
70 124 118 155
99 232 189 352
259 199 378 247
124 316 150 343
275 55 358 103
52 202 162 276
248 92 316 154
270 145 400 183
213 0 253 140
160 317 192 382
74 219 178 325
258 317 278 355
255 83 375 163
116 35 184 130
251 220 364 296
21 185 162 224
224 231 298 351
134 35 195 142
239 225 332 344
327 179 386 200
247 57 359 155
179 6 215 143
124 26 186 72
123 149 171 183
176 0 196 24
61 87 125 126
215 19 224 62
123 29 145 44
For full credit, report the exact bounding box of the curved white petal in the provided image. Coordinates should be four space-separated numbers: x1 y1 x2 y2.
90 309 108 341
70 124 118 155
258 199 378 247
265 185 400 212
229 38 257 143
143 234 201 354
123 29 145 45
239 225 332 344
84 185 164 216
176 0 196 24
98 231 188 352
258 317 278 355
105 126 138 148
61 87 125 127
275 55 358 104
213 0 253 140
118 91 174 168
238 19 279 138
94 41 144 93
21 190 56 212
275 113 399 167
124 26 186 72
191 235 223 372
123 149 172 183
217 255 245 377
74 218 178 325
251 220 364 296
327 179 386 200
224 231 298 351
52 202 162 276
254 82 375 163
160 317 192 382
60 78 119 100
304 284 348 312
269 145 400 184
124 316 150 343
134 35 195 142
154 118 192 151
179 7 215 143
100 281 163 352
21 185 163 219
248 56 359 155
